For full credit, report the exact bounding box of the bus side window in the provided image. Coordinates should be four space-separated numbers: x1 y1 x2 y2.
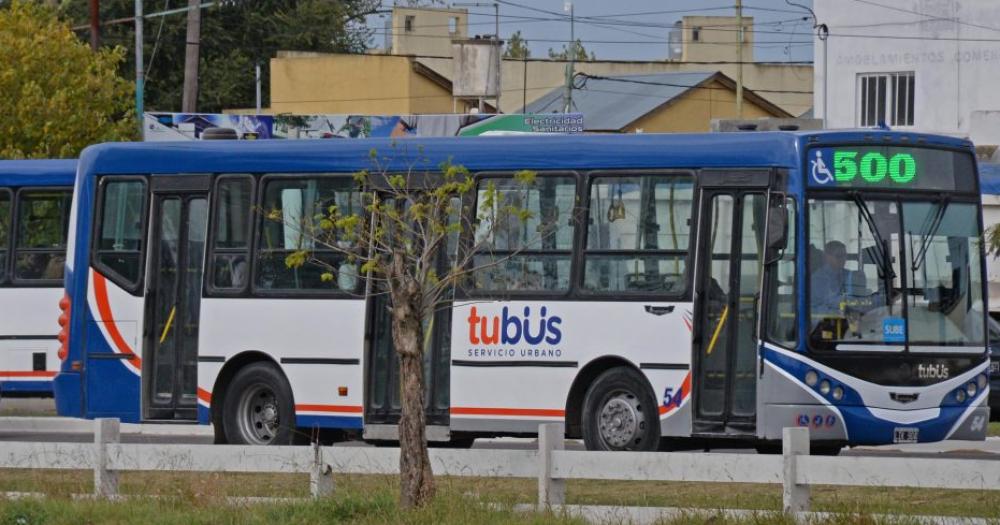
0 189 9 283
583 174 693 294
210 176 252 292
255 176 362 293
765 197 797 347
13 189 71 282
470 175 577 293
95 180 147 289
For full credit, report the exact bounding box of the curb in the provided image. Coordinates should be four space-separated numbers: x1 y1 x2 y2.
0 417 214 436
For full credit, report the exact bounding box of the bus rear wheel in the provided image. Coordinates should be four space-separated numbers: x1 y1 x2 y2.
222 362 303 445
581 366 661 451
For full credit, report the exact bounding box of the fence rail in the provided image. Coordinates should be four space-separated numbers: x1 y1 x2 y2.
0 418 997 514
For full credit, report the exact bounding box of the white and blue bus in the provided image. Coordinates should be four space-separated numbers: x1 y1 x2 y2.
54 132 989 451
0 160 75 396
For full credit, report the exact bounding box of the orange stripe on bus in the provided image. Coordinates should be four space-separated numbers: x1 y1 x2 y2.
197 388 212 403
0 371 57 378
295 404 364 413
450 406 565 417
92 271 142 368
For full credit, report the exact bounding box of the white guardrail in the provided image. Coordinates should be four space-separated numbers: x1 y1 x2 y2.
0 419 998 515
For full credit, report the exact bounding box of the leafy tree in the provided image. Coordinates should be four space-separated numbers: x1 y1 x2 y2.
503 30 530 59
0 2 135 159
278 149 538 508
61 0 378 113
548 38 594 61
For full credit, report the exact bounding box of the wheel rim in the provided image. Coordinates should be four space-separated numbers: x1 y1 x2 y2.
597 390 646 449
236 383 281 445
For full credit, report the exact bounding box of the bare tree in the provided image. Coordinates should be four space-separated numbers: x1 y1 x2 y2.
275 148 541 508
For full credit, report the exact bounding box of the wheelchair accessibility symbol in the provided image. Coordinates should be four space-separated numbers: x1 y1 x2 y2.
811 150 833 185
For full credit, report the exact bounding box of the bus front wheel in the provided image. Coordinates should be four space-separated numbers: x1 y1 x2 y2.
222 362 304 445
581 366 661 451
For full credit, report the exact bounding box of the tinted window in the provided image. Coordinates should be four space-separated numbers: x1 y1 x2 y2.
256 176 362 292
0 190 9 281
765 198 797 347
584 175 692 294
471 175 576 292
211 177 252 290
96 180 146 287
14 190 71 281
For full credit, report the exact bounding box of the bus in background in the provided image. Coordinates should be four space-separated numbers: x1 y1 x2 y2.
55 132 988 451
0 160 75 397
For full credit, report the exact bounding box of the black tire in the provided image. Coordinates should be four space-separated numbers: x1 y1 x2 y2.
581 366 661 451
222 362 304 445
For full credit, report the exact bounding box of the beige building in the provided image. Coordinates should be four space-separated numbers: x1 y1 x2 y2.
376 6 469 58
676 16 754 63
524 71 789 133
267 9 813 121
270 52 485 115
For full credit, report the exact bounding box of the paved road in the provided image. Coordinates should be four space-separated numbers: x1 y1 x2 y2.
2 399 997 458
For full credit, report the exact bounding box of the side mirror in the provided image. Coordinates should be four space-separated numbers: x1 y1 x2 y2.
765 198 788 263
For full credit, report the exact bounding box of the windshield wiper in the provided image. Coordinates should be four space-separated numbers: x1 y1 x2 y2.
910 196 950 272
851 192 896 281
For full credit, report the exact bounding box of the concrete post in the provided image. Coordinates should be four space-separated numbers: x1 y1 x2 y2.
782 426 810 515
94 418 120 498
537 423 565 509
310 443 334 498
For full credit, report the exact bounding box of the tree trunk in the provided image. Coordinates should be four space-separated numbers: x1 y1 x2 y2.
390 278 435 509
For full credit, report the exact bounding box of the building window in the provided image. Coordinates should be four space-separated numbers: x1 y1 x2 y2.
692 27 701 41
449 17 458 34
404 15 415 32
858 72 915 127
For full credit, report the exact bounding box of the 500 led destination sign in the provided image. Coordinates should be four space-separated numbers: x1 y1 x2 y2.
807 146 975 191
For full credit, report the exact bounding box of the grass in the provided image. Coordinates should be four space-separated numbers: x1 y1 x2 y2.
0 470 997 523
989 421 1000 437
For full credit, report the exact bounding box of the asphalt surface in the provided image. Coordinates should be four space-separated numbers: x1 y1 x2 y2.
1 398 997 458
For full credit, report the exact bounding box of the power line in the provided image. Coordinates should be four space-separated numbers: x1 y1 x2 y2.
847 0 1000 34
577 73 813 95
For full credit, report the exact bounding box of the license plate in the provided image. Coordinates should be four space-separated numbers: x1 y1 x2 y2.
991 361 1000 375
893 427 919 444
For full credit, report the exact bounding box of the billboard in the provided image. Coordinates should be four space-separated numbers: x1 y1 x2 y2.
144 112 584 141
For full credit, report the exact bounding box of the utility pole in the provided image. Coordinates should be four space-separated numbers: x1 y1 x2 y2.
89 0 100 51
735 0 743 118
135 0 143 134
182 0 202 113
563 1 574 113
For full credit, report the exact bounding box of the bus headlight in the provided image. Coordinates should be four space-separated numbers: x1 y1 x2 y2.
805 371 819 387
955 388 967 403
819 380 831 395
966 382 978 398
831 386 844 401
977 374 988 391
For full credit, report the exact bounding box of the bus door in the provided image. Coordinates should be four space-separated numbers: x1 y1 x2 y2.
142 176 210 421
692 171 768 435
363 194 454 435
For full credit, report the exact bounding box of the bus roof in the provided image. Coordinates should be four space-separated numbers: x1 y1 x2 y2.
77 131 973 177
0 159 77 187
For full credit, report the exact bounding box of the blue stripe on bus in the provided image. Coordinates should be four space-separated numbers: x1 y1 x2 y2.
0 381 54 394
295 414 364 430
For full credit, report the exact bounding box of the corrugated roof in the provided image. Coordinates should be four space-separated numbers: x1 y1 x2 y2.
523 72 718 131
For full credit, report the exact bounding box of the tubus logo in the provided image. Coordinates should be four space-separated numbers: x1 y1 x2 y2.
466 306 562 346
917 363 949 379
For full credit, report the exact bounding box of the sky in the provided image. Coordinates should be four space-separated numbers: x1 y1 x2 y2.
373 0 816 62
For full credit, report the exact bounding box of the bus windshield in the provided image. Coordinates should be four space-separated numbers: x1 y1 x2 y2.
808 196 984 352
